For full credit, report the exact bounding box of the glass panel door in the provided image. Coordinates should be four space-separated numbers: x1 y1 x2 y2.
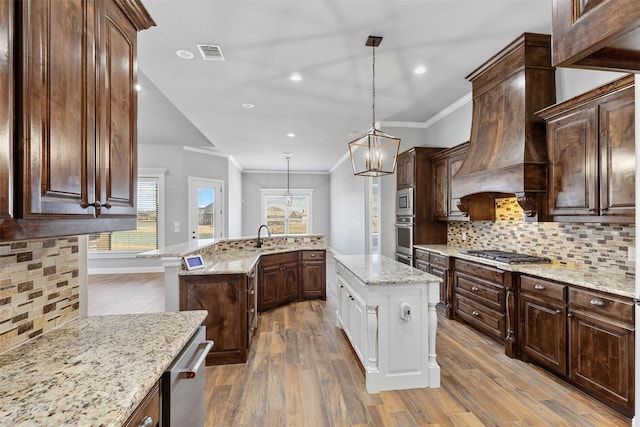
188 177 223 240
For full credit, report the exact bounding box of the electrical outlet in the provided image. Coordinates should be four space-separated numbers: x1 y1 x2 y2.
629 246 635 261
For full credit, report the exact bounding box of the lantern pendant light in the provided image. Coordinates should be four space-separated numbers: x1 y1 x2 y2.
283 153 293 207
348 36 400 177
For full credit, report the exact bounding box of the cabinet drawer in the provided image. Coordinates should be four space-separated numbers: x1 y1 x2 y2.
455 259 505 284
429 252 448 268
455 273 505 312
261 251 298 267
123 380 161 427
569 288 633 324
455 295 505 341
520 275 566 303
301 250 325 261
414 249 429 262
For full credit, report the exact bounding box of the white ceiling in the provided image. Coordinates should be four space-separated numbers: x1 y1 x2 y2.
137 0 552 172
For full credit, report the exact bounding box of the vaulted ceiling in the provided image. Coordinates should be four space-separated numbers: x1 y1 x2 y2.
137 0 552 172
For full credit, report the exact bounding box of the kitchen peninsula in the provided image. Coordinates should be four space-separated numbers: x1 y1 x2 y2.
0 310 207 427
141 234 327 365
335 254 442 393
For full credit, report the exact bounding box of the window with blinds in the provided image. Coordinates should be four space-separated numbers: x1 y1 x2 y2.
88 178 159 251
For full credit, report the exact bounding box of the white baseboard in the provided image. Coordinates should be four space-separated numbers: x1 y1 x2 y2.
88 267 164 275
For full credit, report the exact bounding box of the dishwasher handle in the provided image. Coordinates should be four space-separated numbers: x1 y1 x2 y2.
180 340 214 379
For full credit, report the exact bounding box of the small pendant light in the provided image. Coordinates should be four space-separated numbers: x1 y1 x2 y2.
283 153 293 207
348 36 401 177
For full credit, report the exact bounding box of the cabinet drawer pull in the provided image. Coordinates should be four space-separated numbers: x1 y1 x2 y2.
471 310 480 317
138 416 154 427
555 310 561 314
534 284 545 290
82 200 102 209
311 253 316 257
471 286 479 292
589 298 605 307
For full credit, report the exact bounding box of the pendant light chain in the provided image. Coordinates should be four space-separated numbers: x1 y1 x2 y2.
287 157 290 192
372 43 376 129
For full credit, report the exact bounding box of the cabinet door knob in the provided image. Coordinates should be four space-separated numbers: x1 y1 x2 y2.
471 286 479 292
472 310 480 317
555 309 561 314
534 284 545 290
311 254 316 257
103 202 112 209
249 290 255 295
138 416 154 427
589 298 605 307
82 200 101 209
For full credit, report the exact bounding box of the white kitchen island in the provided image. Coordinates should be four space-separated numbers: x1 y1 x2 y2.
334 254 441 393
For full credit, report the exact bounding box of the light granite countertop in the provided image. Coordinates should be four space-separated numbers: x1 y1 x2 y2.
0 310 207 427
414 244 635 298
180 244 327 276
334 254 442 285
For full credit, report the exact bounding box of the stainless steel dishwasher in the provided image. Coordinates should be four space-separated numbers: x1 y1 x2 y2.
163 326 213 427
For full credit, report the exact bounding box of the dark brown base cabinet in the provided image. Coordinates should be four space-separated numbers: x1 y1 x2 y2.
453 259 517 357
180 265 257 366
519 276 567 375
259 250 326 312
300 250 327 300
414 248 452 318
259 252 299 312
518 274 634 417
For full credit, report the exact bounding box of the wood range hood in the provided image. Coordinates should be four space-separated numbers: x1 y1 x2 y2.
451 33 556 220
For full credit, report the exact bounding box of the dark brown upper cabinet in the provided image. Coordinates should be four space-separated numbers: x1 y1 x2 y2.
538 75 635 223
552 0 640 72
0 0 13 221
1 0 154 241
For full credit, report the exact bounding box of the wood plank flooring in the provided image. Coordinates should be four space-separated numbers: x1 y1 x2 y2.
86 260 632 426
87 272 164 315
205 255 632 427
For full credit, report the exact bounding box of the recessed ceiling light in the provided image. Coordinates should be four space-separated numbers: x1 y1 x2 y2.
413 65 427 74
176 49 195 59
289 73 302 82
134 84 142 91
242 103 255 109
287 133 295 138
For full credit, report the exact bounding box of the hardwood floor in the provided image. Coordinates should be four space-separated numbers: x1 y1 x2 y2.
86 261 632 426
87 273 164 315
205 256 632 427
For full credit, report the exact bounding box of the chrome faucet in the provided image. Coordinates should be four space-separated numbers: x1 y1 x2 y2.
256 224 271 248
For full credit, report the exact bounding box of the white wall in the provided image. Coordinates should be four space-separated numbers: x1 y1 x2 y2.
228 159 243 238
242 171 330 242
329 159 366 255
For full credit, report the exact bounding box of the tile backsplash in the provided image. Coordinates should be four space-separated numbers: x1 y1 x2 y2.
0 237 80 353
448 197 635 276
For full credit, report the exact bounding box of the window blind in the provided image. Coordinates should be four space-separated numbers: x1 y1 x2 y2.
88 177 159 251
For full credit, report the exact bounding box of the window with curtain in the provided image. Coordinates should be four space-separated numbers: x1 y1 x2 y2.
261 190 312 235
89 177 160 251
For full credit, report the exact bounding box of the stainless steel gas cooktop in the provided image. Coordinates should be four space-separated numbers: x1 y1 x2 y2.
459 249 551 264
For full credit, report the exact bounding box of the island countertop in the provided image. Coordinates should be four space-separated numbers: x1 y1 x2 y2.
334 254 442 285
0 310 207 427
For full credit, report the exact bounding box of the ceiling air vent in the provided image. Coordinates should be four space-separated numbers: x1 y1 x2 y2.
197 44 225 61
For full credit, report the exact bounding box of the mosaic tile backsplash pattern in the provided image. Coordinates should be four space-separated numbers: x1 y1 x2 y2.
448 198 635 276
0 237 80 353
197 235 325 258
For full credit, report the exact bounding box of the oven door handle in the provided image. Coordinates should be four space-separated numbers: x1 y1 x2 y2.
395 223 413 228
180 340 214 379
